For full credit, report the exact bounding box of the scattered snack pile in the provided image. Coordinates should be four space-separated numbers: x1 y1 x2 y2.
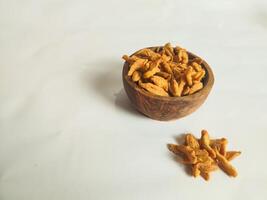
168 130 241 181
122 43 206 97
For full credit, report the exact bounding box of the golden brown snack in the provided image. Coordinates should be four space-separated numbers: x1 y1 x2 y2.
182 50 189 64
200 130 216 158
192 57 203 63
127 59 148 76
143 67 161 79
195 149 210 163
135 48 160 60
177 80 186 97
143 59 161 78
185 67 193 86
138 81 169 97
176 47 185 63
168 130 241 181
167 144 197 164
185 134 200 149
189 82 203 95
192 164 201 177
191 62 202 72
156 71 171 80
123 43 207 97
169 77 180 97
220 138 228 156
210 139 222 152
163 43 174 60
182 86 190 96
200 171 210 181
161 61 173 74
210 138 228 156
226 151 241 161
215 149 238 177
122 55 139 64
194 70 206 82
132 71 141 82
172 67 182 82
164 43 174 54
209 161 219 172
150 75 169 91
161 54 171 62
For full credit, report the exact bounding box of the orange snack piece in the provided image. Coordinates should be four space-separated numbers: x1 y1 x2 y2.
168 130 241 181
122 43 206 97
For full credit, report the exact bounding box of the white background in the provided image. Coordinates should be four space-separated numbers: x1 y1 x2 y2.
0 0 267 199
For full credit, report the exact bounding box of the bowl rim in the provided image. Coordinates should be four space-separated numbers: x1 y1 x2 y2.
123 46 214 101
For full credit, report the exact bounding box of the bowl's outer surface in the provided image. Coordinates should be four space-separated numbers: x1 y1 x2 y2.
122 49 214 121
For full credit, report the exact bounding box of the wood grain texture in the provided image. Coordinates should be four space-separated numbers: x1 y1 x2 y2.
122 47 214 121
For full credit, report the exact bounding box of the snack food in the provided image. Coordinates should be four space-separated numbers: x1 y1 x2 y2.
122 43 206 97
168 130 241 181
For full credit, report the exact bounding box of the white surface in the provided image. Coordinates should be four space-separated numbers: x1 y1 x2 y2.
0 0 267 199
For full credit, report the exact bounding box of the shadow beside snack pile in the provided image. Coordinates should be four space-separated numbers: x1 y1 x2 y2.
90 60 143 118
114 89 142 117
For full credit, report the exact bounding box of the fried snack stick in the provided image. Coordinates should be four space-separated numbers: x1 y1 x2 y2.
192 161 208 178
169 77 185 97
200 130 216 158
199 160 218 172
161 54 171 62
226 151 241 161
192 57 203 63
150 75 168 91
191 62 202 72
122 55 139 64
161 61 173 74
185 67 193 86
185 134 200 149
182 86 190 96
164 43 174 55
195 149 210 163
156 71 171 80
143 59 161 78
163 43 174 60
138 81 169 97
167 144 197 164
175 47 188 64
177 80 186 97
220 138 228 156
215 149 238 177
189 82 203 95
201 171 210 181
127 58 148 76
132 71 141 82
192 164 201 177
143 67 160 78
193 161 215 180
182 50 189 64
135 48 160 60
172 67 182 82
169 77 179 96
193 70 206 82
192 159 218 180
211 138 228 156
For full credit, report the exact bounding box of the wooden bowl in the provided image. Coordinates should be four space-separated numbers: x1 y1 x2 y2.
122 47 214 121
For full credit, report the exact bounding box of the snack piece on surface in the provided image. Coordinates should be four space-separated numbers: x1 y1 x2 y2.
168 130 241 181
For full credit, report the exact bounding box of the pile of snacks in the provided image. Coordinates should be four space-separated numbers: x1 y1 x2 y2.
168 130 241 181
122 43 206 97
